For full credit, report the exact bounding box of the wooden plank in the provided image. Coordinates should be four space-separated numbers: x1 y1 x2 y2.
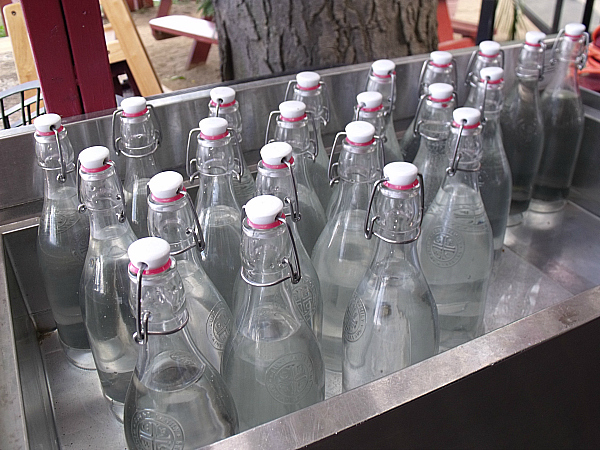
106 40 126 64
148 15 218 44
61 0 116 113
20 0 83 117
3 3 37 84
100 0 163 97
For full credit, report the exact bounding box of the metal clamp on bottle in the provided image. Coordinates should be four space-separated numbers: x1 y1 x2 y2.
464 41 505 87
51 125 71 183
446 119 481 177
111 101 161 156
418 53 458 94
265 106 320 161
284 76 331 126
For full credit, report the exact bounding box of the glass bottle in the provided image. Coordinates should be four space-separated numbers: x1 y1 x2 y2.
222 195 324 431
417 108 493 351
208 86 256 207
410 83 456 212
465 67 512 260
34 114 93 369
343 162 439 391
285 71 332 209
500 31 547 222
532 23 589 212
124 237 238 449
78 145 138 421
463 41 504 104
112 96 161 238
187 117 243 309
266 100 327 251
147 171 233 372
311 121 383 397
255 142 323 338
401 51 457 162
364 59 403 162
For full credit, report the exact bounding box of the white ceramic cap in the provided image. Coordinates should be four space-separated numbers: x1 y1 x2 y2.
384 162 418 186
428 83 454 100
453 107 481 126
79 146 110 169
148 171 184 199
372 59 395 76
525 31 546 45
296 71 320 88
565 23 586 37
261 142 293 166
210 86 236 104
245 195 283 225
430 50 453 65
34 113 61 133
356 91 383 108
480 67 504 81
199 117 228 136
128 237 171 271
479 40 501 56
279 100 306 119
121 97 147 115
346 121 375 143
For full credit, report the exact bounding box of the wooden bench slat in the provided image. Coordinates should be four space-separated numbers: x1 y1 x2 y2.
148 15 218 45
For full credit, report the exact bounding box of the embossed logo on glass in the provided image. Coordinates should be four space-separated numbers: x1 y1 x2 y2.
207 302 232 351
426 226 465 268
343 297 366 342
266 353 314 404
131 410 184 450
292 278 316 325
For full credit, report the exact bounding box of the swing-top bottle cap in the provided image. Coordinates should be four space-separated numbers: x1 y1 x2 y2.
79 146 110 170
479 40 500 56
480 67 504 82
430 50 452 65
346 121 375 144
453 107 480 127
245 195 283 226
279 100 306 119
128 237 171 272
210 86 236 104
525 31 546 45
564 23 586 37
199 117 228 137
428 83 454 100
34 113 61 133
121 97 146 115
296 71 320 88
384 162 418 187
148 171 183 200
371 59 395 76
356 91 383 109
260 142 293 166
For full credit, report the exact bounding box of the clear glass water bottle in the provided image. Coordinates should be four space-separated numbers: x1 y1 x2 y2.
147 171 233 372
34 114 93 369
187 117 243 309
78 145 138 421
417 108 493 351
501 31 547 222
208 86 256 207
343 162 439 392
265 100 327 250
410 83 456 212
465 67 512 260
464 41 504 104
222 195 325 431
285 71 332 209
532 23 589 212
124 237 238 449
255 142 323 338
311 121 383 397
364 59 403 162
111 97 161 238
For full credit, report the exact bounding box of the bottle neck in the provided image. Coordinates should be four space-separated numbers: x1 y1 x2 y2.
447 127 483 172
124 153 158 179
371 238 420 268
274 118 312 156
35 128 76 171
292 86 326 128
255 162 299 216
119 113 157 155
466 81 503 114
370 183 421 243
42 167 77 199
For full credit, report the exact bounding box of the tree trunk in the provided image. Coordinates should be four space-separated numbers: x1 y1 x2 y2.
213 0 438 81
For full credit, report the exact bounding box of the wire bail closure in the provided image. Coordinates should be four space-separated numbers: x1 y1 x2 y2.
550 29 590 70
132 261 190 345
264 110 320 161
412 92 457 137
282 159 302 223
111 104 162 157
77 159 127 222
464 48 505 87
446 120 481 177
240 216 302 287
186 127 244 181
284 79 331 126
328 132 384 185
50 125 71 183
364 174 425 244
417 56 458 93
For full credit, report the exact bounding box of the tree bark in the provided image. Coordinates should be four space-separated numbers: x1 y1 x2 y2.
213 0 438 81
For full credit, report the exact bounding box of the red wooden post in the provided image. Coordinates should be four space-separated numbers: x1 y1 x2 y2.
20 0 83 117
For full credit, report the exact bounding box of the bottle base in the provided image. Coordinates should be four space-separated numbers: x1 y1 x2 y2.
528 198 567 213
507 213 523 227
104 395 125 423
59 340 96 371
325 369 342 399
